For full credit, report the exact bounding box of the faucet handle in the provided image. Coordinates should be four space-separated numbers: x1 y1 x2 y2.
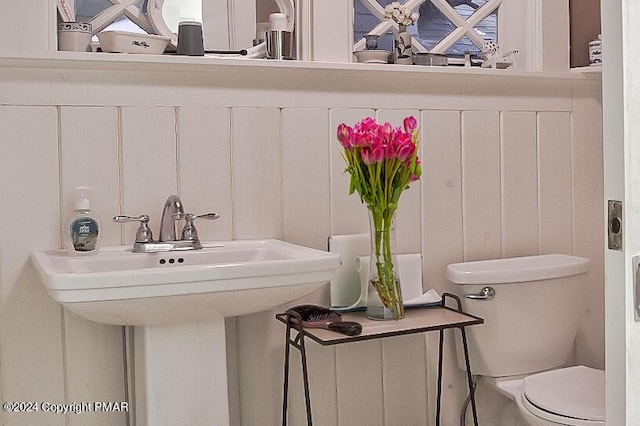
194 213 220 221
113 214 153 243
181 212 220 241
172 212 220 221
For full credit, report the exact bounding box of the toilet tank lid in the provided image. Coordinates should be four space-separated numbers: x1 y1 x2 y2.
446 254 590 285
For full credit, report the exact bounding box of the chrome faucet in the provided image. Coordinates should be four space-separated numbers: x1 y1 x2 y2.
113 195 219 253
159 195 184 242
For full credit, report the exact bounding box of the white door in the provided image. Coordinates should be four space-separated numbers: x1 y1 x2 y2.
603 1 640 423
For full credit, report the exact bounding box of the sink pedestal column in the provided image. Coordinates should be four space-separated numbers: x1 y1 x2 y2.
134 318 230 425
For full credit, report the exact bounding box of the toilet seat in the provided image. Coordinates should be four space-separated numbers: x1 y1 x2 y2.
521 366 605 425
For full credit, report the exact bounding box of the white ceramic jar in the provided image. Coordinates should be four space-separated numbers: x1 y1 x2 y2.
58 22 93 52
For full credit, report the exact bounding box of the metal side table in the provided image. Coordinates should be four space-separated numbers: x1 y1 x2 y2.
276 293 484 426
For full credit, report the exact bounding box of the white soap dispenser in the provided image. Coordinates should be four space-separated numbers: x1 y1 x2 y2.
66 186 100 255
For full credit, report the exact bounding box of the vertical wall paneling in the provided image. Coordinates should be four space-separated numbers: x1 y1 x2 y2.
0 106 65 426
571 86 605 369
329 108 375 235
236 309 290 426
59 107 121 247
537 111 573 254
177 107 233 241
224 318 241 426
285 332 338 426
376 110 422 254
178 106 238 423
421 110 466 426
461 111 502 261
421 110 464 294
120 107 178 241
335 340 385 426
282 108 332 250
280 107 338 424
376 110 427 424
381 335 428 425
501 111 539 257
232 107 283 424
59 106 127 426
63 314 127 426
231 108 283 240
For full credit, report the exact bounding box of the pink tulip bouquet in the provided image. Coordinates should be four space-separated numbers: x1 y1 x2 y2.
337 116 421 320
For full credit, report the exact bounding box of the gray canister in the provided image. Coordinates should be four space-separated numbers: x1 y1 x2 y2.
177 21 204 56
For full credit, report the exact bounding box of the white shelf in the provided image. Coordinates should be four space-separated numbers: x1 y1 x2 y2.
570 65 602 79
571 65 602 73
0 51 599 82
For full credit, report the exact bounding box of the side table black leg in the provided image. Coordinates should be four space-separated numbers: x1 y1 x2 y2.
460 326 478 426
282 317 292 426
299 331 313 426
280 313 313 426
436 329 444 426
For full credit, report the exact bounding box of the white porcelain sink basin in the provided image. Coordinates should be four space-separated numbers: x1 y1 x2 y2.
32 238 341 425
31 239 341 325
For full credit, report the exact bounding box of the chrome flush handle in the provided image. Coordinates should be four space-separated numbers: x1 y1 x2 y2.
464 287 495 300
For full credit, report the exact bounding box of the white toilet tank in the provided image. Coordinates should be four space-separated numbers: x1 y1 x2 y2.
446 254 590 377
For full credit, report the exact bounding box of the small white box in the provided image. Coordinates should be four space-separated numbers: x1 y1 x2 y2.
97 31 170 55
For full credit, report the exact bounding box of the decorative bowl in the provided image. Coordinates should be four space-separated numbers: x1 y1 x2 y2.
414 53 448 66
97 31 170 55
354 50 390 64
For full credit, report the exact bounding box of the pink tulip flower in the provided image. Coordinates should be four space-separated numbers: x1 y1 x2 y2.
337 123 352 148
336 115 422 321
397 142 415 161
404 116 418 134
360 117 377 132
381 122 393 140
361 148 373 164
339 116 421 205
385 143 396 160
372 145 385 163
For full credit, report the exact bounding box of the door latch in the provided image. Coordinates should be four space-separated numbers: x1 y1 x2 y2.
608 200 622 251
634 255 640 321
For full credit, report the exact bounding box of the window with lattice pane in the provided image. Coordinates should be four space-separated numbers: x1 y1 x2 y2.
354 0 502 56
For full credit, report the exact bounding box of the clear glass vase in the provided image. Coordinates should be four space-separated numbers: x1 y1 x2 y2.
366 205 404 320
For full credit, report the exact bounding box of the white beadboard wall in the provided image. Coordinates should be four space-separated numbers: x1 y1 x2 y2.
0 66 602 426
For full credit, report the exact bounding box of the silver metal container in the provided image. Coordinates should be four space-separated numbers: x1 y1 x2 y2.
266 30 294 60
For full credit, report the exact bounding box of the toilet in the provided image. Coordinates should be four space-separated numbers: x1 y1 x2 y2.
445 254 605 425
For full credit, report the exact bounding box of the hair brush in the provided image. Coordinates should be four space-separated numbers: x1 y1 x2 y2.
287 304 362 336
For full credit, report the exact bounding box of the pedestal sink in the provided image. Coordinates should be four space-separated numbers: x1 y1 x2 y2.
31 239 341 425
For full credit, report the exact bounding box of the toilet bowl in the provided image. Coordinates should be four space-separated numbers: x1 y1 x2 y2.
445 254 605 426
487 366 605 426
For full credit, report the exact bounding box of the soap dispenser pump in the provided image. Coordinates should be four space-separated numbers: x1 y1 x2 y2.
66 186 100 255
